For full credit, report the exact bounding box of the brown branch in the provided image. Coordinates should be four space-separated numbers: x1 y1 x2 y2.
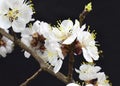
67 50 74 82
79 6 91 26
20 68 42 86
0 28 69 85
43 67 68 84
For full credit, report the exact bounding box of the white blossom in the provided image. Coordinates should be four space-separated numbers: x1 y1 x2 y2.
21 20 64 73
77 31 99 62
61 19 99 62
43 39 64 73
0 36 13 57
52 19 74 42
75 63 101 81
37 21 64 73
38 21 53 39
21 20 41 58
97 72 110 86
63 19 86 44
0 0 34 32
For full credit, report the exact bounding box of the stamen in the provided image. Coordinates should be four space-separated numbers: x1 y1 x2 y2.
5 8 19 22
98 50 103 54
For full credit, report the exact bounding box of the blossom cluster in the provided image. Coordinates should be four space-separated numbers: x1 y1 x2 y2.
21 19 99 73
67 63 111 86
0 30 13 57
0 0 111 86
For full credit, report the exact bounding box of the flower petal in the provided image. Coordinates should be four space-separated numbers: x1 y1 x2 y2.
53 59 63 73
32 20 41 32
63 34 77 45
66 83 80 86
0 16 11 29
19 5 33 23
12 20 25 32
97 72 106 82
56 48 64 59
0 0 9 14
82 48 93 62
86 84 94 86
75 68 80 73
0 46 7 57
87 46 99 61
61 19 73 32
24 51 31 58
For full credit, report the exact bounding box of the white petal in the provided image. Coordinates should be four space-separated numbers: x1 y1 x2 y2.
53 59 63 73
0 0 9 14
87 46 99 61
32 20 41 32
6 42 13 53
8 0 23 9
81 24 86 31
19 5 33 23
49 56 58 66
86 84 94 86
66 83 80 86
0 47 7 57
97 72 106 82
75 68 80 73
73 20 80 31
39 22 52 38
24 51 31 58
63 34 77 45
21 28 33 37
0 16 11 29
94 66 101 72
56 47 64 59
12 20 25 32
61 19 73 32
82 48 93 62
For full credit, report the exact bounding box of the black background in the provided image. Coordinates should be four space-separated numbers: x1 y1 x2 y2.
0 0 120 86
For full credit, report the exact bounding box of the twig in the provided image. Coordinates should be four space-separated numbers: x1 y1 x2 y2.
79 3 92 26
20 68 42 86
67 50 74 82
43 67 69 84
0 28 69 84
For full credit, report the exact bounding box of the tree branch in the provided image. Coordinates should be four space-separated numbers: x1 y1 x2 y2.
0 28 69 85
43 67 69 84
67 50 74 82
20 68 42 86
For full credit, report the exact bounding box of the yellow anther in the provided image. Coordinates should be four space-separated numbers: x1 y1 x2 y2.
5 8 19 22
98 50 103 54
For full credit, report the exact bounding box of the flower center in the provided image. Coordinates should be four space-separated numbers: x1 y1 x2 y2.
30 32 46 51
5 8 19 22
